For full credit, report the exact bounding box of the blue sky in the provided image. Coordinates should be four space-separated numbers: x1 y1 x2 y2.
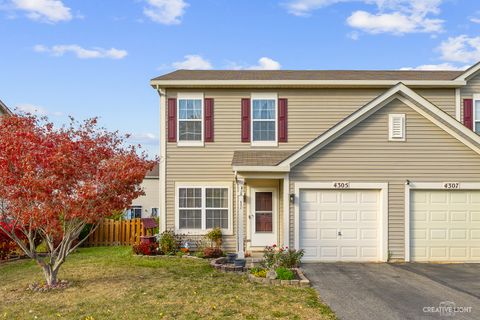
1 0 479 157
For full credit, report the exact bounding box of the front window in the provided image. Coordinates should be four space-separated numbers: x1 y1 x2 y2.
178 187 202 229
206 188 229 229
251 94 277 145
177 186 230 232
178 94 203 145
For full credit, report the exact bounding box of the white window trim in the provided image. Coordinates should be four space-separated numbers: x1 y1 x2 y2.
404 181 480 262
175 183 233 235
473 94 480 134
177 93 204 147
388 113 406 141
293 182 389 262
251 93 278 147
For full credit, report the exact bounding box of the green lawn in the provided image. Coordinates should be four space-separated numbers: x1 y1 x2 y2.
0 247 335 320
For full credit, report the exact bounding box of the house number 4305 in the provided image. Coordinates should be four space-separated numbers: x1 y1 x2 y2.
333 182 350 189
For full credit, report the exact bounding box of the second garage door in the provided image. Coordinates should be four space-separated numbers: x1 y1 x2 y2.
410 189 480 262
299 189 380 262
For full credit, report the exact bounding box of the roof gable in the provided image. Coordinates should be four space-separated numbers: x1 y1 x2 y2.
279 83 480 168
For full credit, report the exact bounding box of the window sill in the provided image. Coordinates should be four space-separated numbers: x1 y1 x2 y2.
177 141 204 147
251 141 278 147
174 229 233 236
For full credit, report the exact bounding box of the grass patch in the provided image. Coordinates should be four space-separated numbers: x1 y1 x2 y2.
0 246 335 320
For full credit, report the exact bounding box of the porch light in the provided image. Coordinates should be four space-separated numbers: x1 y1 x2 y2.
289 193 295 204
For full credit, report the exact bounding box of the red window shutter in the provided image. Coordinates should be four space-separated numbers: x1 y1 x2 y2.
167 98 177 142
278 98 288 142
204 98 214 142
241 98 251 142
464 99 473 130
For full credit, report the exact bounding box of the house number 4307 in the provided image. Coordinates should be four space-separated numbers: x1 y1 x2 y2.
443 182 460 189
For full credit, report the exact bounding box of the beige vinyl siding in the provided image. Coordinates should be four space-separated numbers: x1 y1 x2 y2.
460 73 480 124
290 98 480 260
165 87 457 251
131 178 159 218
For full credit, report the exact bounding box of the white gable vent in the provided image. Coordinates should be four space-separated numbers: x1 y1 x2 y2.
389 114 405 141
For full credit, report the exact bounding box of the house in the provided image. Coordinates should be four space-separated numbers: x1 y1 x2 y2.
125 163 159 219
0 99 13 116
150 62 480 263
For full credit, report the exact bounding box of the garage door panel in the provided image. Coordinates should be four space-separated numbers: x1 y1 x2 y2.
450 229 467 240
451 211 467 221
430 229 447 240
300 189 380 262
320 229 337 240
341 211 357 221
320 211 338 221
411 190 480 262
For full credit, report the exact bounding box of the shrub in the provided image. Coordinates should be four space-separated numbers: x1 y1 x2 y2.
276 267 295 280
133 242 159 256
205 228 222 248
158 230 178 254
262 245 304 269
194 251 205 258
250 267 267 278
203 247 223 258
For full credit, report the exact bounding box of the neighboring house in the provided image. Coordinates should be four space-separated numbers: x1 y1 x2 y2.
150 63 480 263
125 163 159 219
0 99 13 116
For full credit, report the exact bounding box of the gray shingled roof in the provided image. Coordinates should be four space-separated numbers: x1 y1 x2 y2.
152 70 463 81
232 150 296 167
146 163 159 177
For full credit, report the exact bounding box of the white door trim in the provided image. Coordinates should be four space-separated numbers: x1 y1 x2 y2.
404 181 480 262
249 187 278 248
294 182 389 262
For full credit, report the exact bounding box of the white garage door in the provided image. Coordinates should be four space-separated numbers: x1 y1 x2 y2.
299 189 380 262
410 190 480 262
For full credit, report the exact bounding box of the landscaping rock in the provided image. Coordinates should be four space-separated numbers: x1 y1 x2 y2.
266 269 277 280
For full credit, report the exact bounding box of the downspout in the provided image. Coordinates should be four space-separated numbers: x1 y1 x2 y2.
156 85 167 233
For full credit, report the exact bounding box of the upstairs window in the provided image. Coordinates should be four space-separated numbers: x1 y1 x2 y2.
474 95 480 134
251 93 277 146
178 93 203 146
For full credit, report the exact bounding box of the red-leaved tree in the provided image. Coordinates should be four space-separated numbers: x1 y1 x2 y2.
0 114 155 286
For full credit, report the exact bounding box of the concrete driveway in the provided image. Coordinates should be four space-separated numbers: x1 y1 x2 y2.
303 263 480 320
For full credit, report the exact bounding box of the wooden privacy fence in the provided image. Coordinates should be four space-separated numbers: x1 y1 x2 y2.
84 219 150 247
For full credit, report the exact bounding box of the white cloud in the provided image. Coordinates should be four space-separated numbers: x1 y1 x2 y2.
227 57 282 70
438 35 480 64
34 44 128 59
143 0 188 25
15 103 63 117
11 0 72 23
471 17 480 24
347 10 442 34
399 63 469 71
284 0 444 35
284 0 354 16
172 55 212 70
128 132 159 146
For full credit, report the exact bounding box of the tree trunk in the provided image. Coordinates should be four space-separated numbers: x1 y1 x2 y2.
41 264 59 286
